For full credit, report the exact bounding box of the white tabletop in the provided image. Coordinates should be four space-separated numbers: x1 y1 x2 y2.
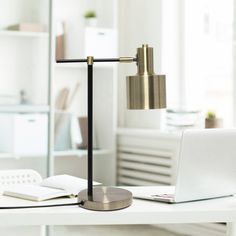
0 187 236 226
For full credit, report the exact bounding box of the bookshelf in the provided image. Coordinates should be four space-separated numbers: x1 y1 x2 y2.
0 0 118 187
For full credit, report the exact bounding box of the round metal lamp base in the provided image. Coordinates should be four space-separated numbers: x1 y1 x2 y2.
78 187 133 211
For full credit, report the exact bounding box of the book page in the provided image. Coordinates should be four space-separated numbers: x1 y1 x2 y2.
40 175 101 195
3 185 69 201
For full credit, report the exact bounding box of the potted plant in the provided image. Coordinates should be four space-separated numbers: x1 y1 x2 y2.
205 111 223 128
84 10 97 27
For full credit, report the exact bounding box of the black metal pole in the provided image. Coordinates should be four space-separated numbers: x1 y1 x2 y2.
87 63 93 199
56 57 136 64
56 56 136 201
57 58 120 63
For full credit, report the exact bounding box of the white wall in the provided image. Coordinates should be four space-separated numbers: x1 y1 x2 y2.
234 0 236 126
118 0 181 129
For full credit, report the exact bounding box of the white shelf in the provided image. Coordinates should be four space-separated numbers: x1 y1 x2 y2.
0 105 50 113
0 152 47 160
0 153 45 159
0 30 49 38
54 149 111 158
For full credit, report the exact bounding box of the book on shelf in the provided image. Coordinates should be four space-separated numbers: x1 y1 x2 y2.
3 174 100 201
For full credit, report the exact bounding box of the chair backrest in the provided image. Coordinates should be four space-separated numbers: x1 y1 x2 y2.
0 169 42 192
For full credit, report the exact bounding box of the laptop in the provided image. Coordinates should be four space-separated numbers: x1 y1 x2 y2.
133 128 236 203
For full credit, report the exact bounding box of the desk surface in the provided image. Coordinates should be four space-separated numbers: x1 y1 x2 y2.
0 187 236 226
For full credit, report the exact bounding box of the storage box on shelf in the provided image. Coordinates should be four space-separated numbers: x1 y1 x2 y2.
0 113 48 158
84 27 117 58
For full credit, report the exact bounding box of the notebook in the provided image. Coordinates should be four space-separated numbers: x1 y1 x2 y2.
3 174 100 201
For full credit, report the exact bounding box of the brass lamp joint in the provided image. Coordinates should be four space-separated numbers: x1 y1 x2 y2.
87 56 94 65
119 57 136 63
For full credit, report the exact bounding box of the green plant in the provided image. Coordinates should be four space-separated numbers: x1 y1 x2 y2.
84 10 97 18
206 111 216 119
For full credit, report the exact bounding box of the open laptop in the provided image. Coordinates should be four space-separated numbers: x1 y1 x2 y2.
133 128 236 203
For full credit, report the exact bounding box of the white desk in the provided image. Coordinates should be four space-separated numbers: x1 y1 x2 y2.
0 188 236 236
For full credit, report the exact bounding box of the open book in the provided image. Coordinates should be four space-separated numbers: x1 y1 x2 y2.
3 175 100 201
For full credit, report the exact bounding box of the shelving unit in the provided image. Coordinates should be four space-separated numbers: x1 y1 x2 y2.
0 0 50 182
0 0 118 186
52 0 118 186
0 2 117 236
0 0 118 191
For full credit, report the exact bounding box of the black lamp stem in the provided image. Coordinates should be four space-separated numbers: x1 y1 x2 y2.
57 58 120 63
56 57 135 200
87 64 93 198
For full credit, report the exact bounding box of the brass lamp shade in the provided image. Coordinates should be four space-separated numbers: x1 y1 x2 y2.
127 44 166 109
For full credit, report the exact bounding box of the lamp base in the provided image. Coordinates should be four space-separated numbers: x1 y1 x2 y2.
78 186 132 211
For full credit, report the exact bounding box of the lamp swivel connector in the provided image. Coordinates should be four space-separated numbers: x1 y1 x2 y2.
87 56 94 65
119 57 137 63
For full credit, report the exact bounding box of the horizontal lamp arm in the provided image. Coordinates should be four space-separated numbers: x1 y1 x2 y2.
56 57 136 64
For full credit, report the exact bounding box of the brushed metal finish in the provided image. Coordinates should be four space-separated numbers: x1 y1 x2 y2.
87 56 94 65
137 44 154 76
127 44 166 109
119 57 136 63
127 74 166 109
78 187 133 211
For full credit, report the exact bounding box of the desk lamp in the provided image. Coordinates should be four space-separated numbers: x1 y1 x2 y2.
57 44 166 211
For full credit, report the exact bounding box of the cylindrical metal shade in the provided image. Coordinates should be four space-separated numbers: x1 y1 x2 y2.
127 74 166 109
126 44 166 109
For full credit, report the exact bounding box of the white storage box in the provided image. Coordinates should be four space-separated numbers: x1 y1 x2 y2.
0 114 48 157
84 28 118 58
